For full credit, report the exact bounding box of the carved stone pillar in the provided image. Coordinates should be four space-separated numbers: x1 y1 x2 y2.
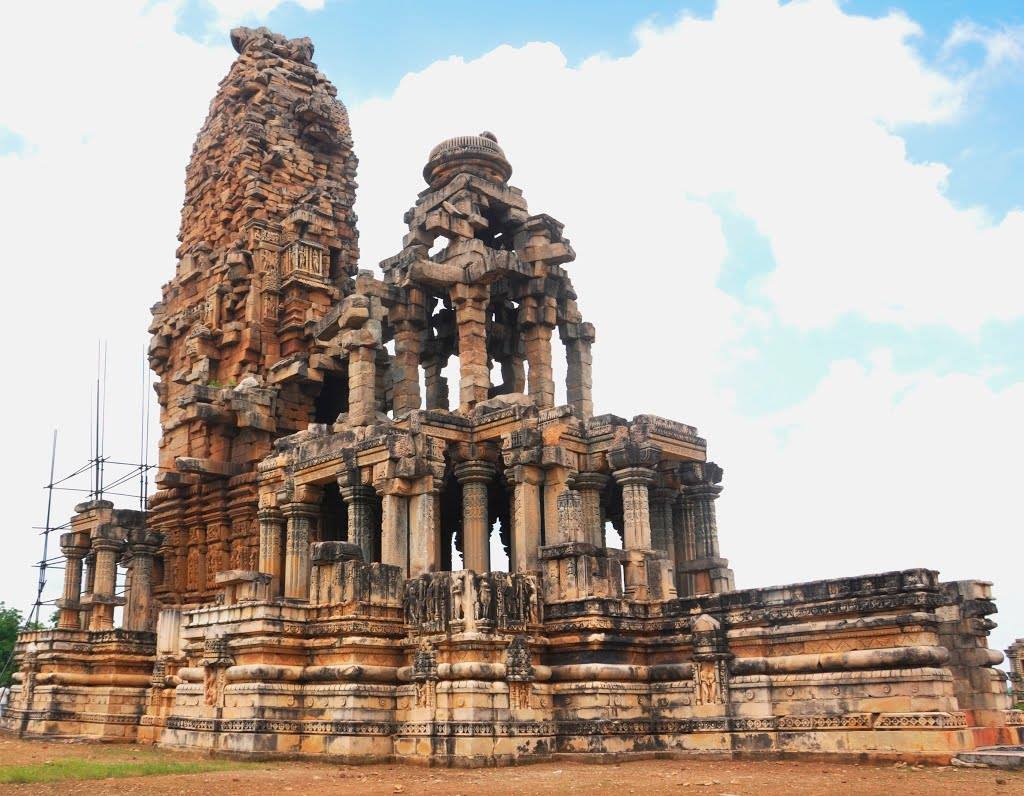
339 483 376 564
409 484 442 576
343 323 380 426
376 479 411 575
556 490 585 543
650 487 677 566
614 467 656 551
124 529 161 631
572 472 608 548
451 282 491 410
613 467 656 600
678 462 734 595
423 356 449 411
506 464 543 573
80 551 96 629
56 531 90 629
282 502 317 601
455 460 495 572
392 315 424 415
88 526 124 631
257 507 285 597
543 465 573 546
522 304 556 409
564 321 595 419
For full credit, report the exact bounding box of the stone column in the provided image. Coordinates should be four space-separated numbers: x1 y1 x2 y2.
342 322 381 426
506 465 543 572
56 531 90 629
339 483 376 564
257 507 285 597
125 529 161 631
650 487 677 566
80 551 96 629
455 460 495 572
613 467 656 600
378 485 410 575
572 472 608 548
451 282 491 410
408 484 442 576
392 314 424 416
564 322 595 420
543 465 572 546
522 295 556 409
282 502 317 601
678 462 735 595
614 467 656 551
557 490 585 542
89 526 123 631
423 356 449 411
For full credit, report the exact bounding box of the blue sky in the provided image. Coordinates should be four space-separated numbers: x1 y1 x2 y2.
169 0 1024 415
0 0 1021 655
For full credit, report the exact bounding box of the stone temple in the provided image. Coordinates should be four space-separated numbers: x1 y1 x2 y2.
3 27 1020 764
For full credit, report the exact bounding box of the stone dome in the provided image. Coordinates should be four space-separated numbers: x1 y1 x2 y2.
423 131 512 188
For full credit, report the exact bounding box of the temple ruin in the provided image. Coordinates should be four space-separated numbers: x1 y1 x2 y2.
2 27 1020 764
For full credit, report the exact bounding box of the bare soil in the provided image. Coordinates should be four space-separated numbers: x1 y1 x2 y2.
0 737 1020 795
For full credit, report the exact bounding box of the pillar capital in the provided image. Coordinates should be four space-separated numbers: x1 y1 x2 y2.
281 500 319 519
612 466 657 488
454 459 496 484
257 506 284 523
339 483 376 502
572 471 609 492
60 530 91 559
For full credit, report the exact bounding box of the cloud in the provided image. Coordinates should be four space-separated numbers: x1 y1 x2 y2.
352 0 1023 333
943 20 1024 72
204 0 326 31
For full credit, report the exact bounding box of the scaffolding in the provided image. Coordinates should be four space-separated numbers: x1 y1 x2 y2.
1 344 158 689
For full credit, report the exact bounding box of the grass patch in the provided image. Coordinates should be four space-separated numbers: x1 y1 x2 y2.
0 757 244 784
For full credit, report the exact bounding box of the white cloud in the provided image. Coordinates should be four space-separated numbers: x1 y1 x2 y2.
943 20 1024 71
711 353 1024 655
205 0 325 31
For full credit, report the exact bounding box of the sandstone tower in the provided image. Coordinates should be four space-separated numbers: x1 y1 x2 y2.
2 28 1019 764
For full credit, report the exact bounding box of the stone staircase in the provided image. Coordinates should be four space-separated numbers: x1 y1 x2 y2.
953 746 1024 769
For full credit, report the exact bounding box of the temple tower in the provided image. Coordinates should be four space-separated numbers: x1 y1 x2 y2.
146 27 360 605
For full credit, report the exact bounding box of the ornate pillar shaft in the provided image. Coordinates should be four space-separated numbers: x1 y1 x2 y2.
257 508 285 597
57 532 90 630
451 282 491 410
573 472 608 548
283 503 317 600
346 342 378 426
564 324 595 419
125 530 161 632
524 320 555 409
543 465 572 546
455 460 495 572
408 487 441 576
423 357 449 411
507 465 543 572
392 321 423 415
88 529 123 631
650 487 677 565
614 467 656 551
379 489 409 574
339 484 376 564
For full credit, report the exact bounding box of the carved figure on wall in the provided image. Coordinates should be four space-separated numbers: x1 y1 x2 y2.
696 661 722 705
475 575 492 621
451 575 464 621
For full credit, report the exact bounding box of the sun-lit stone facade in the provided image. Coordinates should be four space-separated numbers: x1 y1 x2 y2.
2 27 1020 763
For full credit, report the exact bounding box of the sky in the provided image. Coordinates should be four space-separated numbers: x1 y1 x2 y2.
0 0 1021 662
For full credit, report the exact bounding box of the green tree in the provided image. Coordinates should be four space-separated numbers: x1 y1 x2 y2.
0 603 25 688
